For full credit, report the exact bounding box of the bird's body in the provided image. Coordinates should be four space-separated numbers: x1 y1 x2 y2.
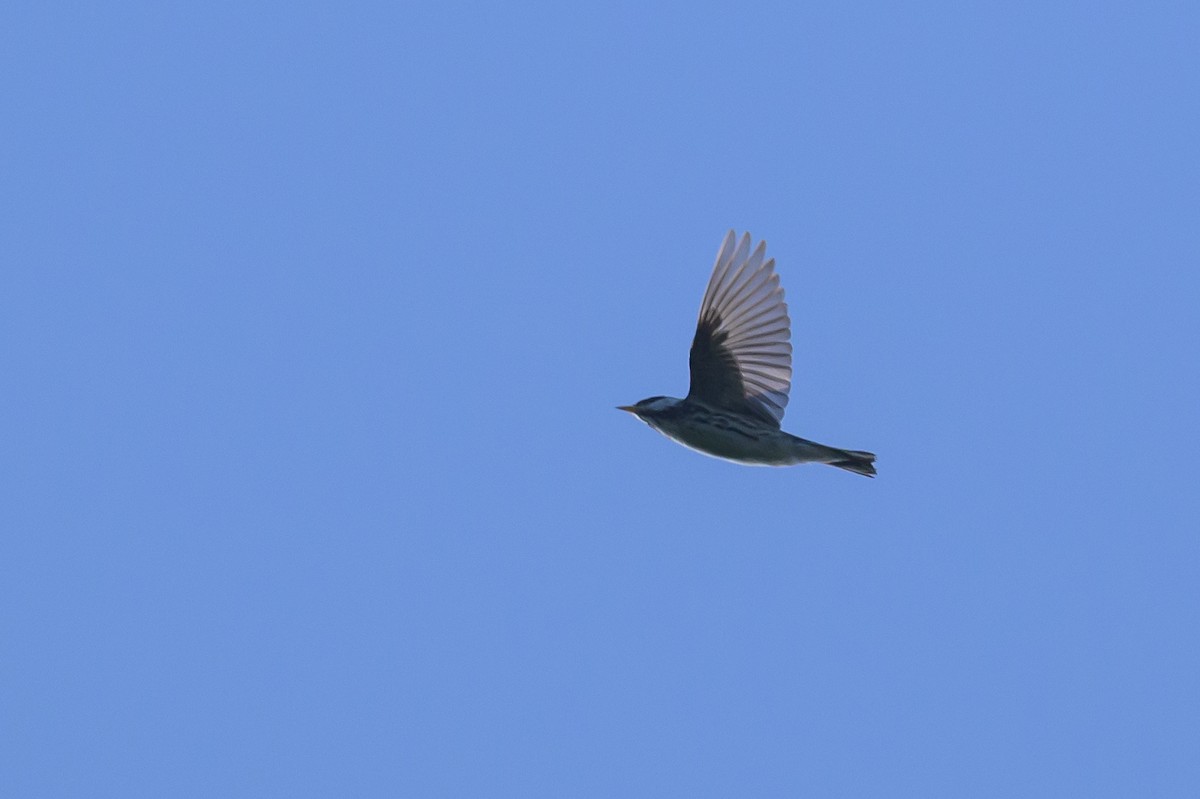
627 396 875 473
619 231 876 477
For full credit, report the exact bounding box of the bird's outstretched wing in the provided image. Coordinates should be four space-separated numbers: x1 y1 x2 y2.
687 231 792 427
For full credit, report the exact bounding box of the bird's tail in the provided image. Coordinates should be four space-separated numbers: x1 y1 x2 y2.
826 448 876 477
791 437 877 477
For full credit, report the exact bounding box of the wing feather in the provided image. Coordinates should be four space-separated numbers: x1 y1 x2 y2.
687 231 793 426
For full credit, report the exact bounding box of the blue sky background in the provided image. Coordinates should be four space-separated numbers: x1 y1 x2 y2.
4 2 1199 796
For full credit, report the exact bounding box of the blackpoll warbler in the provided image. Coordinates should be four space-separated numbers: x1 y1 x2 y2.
619 231 876 477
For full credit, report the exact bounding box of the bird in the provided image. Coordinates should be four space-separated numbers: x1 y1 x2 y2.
618 230 876 477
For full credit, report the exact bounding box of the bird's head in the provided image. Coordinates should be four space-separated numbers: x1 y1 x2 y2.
616 396 680 419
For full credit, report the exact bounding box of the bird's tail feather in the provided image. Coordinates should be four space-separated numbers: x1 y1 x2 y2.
792 437 877 477
827 448 876 477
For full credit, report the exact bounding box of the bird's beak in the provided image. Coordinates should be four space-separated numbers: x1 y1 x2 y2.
616 405 638 414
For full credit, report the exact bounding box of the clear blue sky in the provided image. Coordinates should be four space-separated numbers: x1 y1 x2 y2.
4 2 1199 796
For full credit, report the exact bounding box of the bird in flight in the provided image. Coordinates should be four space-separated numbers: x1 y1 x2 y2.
618 231 876 477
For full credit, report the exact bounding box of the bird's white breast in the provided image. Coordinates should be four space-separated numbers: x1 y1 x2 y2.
645 415 798 466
